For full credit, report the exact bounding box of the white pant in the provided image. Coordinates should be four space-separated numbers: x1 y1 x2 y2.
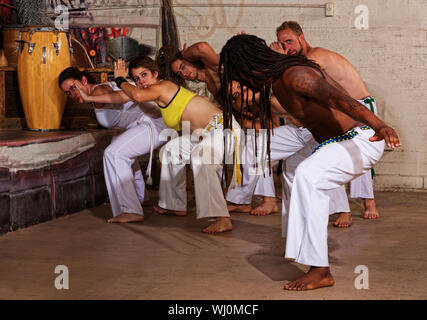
104 116 167 216
225 132 275 204
350 169 374 198
279 137 350 236
284 126 384 267
348 97 378 199
281 97 378 206
158 115 241 219
239 125 349 236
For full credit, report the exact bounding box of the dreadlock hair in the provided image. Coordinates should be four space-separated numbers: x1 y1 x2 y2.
218 34 324 179
58 67 95 88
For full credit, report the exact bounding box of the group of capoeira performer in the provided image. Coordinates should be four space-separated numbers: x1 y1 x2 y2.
58 21 401 291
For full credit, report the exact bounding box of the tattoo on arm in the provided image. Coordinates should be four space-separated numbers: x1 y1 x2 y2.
293 73 316 95
292 69 369 115
289 68 387 129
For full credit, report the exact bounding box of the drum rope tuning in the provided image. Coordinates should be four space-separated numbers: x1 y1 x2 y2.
16 28 73 57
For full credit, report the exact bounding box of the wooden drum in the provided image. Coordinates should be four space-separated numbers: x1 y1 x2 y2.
17 27 72 130
2 25 23 66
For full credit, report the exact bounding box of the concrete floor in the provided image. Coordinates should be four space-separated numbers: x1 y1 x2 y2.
0 191 426 300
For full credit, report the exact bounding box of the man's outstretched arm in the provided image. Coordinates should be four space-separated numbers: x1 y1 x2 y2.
288 67 401 148
182 41 220 69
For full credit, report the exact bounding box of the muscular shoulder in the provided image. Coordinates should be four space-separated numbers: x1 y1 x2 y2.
281 66 322 90
194 41 217 55
308 47 353 69
184 41 219 69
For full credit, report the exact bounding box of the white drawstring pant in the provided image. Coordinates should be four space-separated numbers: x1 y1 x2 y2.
103 116 167 217
282 126 384 266
225 131 276 205
158 116 241 219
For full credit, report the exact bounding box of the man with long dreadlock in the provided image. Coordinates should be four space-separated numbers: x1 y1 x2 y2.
270 20 381 228
219 34 401 291
169 41 280 216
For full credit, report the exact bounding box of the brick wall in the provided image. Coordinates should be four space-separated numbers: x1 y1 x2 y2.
60 0 427 191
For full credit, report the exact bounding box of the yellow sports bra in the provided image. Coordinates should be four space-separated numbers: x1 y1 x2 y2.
159 85 196 131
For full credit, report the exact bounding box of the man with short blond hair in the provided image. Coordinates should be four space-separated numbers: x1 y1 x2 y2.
276 20 303 37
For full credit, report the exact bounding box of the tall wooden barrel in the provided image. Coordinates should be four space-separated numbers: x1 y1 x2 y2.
17 27 71 130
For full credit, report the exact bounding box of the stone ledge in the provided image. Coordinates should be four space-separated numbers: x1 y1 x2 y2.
0 130 113 235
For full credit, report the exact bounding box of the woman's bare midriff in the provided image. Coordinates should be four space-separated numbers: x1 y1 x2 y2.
181 96 223 132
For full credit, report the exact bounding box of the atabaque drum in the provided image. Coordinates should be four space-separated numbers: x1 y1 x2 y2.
17 27 72 130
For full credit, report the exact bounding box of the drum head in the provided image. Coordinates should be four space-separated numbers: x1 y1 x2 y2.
20 26 68 33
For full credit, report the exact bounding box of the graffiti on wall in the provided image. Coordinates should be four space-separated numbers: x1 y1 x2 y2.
46 0 135 65
47 0 94 21
174 0 245 39
45 0 147 20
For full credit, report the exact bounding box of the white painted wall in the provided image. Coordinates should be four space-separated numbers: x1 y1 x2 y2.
60 0 427 192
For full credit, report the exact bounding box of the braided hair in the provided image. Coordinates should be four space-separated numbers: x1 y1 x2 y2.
218 34 324 178
219 34 323 130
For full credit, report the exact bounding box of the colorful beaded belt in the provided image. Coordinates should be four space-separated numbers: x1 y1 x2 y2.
312 126 371 154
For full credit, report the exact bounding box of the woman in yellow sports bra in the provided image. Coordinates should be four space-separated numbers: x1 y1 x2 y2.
76 55 241 234
119 56 222 133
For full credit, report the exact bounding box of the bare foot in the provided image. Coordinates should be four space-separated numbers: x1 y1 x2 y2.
284 266 335 291
153 205 187 216
227 202 252 213
250 196 278 216
363 198 379 219
333 212 352 228
107 212 144 223
202 217 232 234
